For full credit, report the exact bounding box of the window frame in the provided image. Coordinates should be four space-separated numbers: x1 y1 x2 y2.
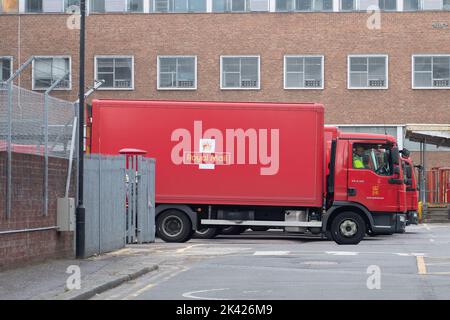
347 54 389 90
340 0 355 10
412 54 450 90
94 55 135 91
0 56 13 82
220 55 261 90
157 55 197 90
32 55 72 91
283 55 324 90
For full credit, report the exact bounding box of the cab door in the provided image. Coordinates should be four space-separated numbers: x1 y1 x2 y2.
347 141 400 213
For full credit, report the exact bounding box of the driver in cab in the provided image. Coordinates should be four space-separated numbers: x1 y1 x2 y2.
353 145 368 169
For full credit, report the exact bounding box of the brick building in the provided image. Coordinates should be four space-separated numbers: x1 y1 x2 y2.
1 0 450 169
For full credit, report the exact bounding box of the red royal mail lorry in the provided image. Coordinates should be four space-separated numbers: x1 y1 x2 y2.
90 99 407 245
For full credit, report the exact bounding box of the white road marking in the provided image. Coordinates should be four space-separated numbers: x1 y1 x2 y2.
176 244 202 253
395 253 412 256
326 251 358 256
254 251 290 256
430 239 435 242
182 288 230 300
412 253 426 257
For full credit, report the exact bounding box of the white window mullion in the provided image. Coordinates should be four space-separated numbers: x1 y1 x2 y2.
269 0 276 11
143 0 150 12
206 0 212 12
333 0 339 11
397 0 403 11
19 0 26 13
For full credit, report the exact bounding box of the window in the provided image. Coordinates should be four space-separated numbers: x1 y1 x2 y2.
348 55 388 89
221 56 260 89
154 0 207 12
90 0 105 12
32 56 71 90
276 0 332 11
0 57 13 82
403 0 420 10
213 0 248 12
95 56 134 90
413 55 450 89
284 55 324 89
128 0 143 12
422 0 443 10
299 0 332 11
445 0 450 10
341 0 355 10
1 0 18 13
378 0 396 10
26 0 42 12
276 0 294 10
65 0 80 12
249 0 269 11
157 56 196 89
352 143 393 176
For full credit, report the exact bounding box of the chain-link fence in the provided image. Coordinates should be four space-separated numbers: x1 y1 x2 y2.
0 83 77 217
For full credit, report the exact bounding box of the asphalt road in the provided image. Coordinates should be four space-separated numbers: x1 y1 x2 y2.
93 223 450 300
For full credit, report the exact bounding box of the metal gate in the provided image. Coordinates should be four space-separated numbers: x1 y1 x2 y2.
125 155 156 244
84 154 155 257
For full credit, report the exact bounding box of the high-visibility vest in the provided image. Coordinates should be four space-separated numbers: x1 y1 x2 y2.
353 155 365 169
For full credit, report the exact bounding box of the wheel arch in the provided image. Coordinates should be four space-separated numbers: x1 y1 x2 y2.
323 201 374 232
156 204 197 231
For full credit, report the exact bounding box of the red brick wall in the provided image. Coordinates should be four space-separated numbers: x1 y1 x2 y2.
0 152 75 270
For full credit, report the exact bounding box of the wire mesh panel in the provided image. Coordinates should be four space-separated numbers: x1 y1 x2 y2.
0 84 77 218
0 84 76 157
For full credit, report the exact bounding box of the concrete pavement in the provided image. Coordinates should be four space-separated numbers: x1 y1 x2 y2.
1 223 450 300
94 223 450 300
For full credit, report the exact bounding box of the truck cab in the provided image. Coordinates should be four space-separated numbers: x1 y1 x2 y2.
324 127 407 237
401 151 419 225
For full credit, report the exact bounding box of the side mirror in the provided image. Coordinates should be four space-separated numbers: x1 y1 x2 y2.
392 147 400 165
400 148 410 158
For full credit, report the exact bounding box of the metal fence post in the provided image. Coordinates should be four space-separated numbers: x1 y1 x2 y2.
6 81 12 219
43 72 69 216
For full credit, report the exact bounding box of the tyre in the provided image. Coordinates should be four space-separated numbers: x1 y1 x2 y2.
193 227 221 239
250 226 270 232
156 210 193 243
330 211 366 245
221 226 248 235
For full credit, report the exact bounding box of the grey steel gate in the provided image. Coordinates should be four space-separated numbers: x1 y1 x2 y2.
83 154 155 257
125 155 156 244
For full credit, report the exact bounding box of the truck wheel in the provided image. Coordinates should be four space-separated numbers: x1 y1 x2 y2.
250 226 269 232
194 227 220 239
330 212 366 245
156 210 192 243
221 226 247 235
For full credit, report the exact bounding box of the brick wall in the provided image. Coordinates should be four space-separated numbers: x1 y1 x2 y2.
0 152 75 270
1 12 449 167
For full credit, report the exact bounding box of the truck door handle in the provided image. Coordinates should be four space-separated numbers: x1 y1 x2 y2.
348 188 357 196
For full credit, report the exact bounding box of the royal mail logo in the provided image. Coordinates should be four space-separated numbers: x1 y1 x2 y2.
171 121 279 175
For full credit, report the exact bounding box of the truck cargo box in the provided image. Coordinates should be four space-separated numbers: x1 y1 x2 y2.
91 100 324 208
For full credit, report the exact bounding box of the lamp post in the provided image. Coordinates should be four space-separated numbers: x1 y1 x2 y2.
76 0 86 258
